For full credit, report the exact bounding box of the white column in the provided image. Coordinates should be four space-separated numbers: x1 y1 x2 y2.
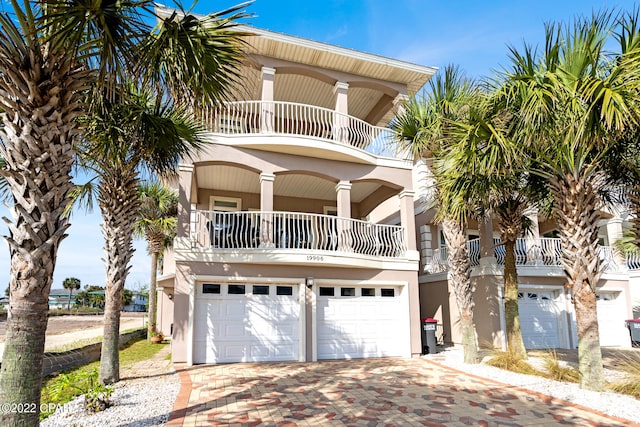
606 217 625 268
260 172 276 247
607 217 624 245
336 181 352 251
177 164 194 250
333 82 349 143
524 208 542 265
399 190 416 253
260 66 276 132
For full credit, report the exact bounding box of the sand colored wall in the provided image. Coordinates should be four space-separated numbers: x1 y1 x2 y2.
171 261 420 362
418 279 452 345
157 289 174 337
161 248 175 276
472 275 503 348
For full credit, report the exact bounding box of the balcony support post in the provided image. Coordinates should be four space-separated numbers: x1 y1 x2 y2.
260 67 276 132
399 190 416 253
606 216 625 269
336 181 352 251
333 81 349 143
524 208 542 265
177 164 194 247
260 172 276 247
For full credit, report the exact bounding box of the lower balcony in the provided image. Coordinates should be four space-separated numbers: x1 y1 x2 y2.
425 237 631 274
178 210 418 270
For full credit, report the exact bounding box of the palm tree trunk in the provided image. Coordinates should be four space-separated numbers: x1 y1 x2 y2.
0 49 78 425
98 172 140 384
552 171 605 391
503 238 527 358
0 284 51 426
442 218 479 363
148 251 158 339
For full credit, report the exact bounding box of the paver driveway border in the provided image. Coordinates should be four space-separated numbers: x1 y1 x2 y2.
167 357 639 426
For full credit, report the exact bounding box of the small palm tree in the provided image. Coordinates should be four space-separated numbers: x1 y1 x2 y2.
62 277 81 310
393 65 480 363
134 182 178 340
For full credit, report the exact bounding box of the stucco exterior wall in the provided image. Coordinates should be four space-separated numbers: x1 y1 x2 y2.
157 288 174 337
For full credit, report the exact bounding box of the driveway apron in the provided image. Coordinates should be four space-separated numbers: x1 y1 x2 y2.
168 358 637 426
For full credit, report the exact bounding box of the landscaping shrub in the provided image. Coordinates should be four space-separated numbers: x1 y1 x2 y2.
485 348 540 375
609 353 640 399
540 350 580 383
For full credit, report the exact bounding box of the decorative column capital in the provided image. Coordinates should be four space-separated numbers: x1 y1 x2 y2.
334 81 349 94
335 181 352 192
398 189 415 199
260 172 276 184
261 66 276 76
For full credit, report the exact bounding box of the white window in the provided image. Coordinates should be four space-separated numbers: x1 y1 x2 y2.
324 206 338 216
210 196 242 212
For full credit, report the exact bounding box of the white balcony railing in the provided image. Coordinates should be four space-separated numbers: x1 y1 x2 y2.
201 101 407 159
424 237 628 274
190 210 407 259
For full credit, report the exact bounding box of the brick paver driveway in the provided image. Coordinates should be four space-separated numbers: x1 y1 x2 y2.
168 358 636 426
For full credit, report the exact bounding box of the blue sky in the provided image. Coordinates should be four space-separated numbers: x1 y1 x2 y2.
0 0 627 294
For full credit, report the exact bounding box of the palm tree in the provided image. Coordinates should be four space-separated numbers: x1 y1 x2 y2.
392 65 480 363
134 181 178 340
73 4 249 385
497 11 640 390
76 87 206 384
0 1 150 423
439 92 553 359
62 277 81 310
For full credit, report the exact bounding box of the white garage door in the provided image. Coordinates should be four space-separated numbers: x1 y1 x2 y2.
193 283 300 364
597 292 629 347
317 285 408 359
518 290 563 349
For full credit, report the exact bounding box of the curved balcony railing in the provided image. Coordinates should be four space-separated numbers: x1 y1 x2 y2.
424 237 627 274
191 210 407 259
200 101 408 159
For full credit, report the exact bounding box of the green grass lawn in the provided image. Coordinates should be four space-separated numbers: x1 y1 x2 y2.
40 339 167 420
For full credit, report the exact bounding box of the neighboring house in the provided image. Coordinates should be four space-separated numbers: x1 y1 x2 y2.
0 296 9 311
156 9 436 364
406 159 636 350
48 288 79 310
123 292 148 312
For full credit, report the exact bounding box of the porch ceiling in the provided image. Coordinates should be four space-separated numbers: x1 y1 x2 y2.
230 69 391 124
195 165 383 203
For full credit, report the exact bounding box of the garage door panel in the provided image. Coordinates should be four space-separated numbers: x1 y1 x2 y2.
519 291 562 349
317 286 406 359
225 300 248 318
194 284 300 364
597 292 628 347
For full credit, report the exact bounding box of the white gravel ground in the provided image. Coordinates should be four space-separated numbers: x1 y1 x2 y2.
40 371 180 427
424 348 640 424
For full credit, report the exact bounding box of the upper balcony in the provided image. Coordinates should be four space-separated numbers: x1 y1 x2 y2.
201 101 408 162
425 237 632 275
